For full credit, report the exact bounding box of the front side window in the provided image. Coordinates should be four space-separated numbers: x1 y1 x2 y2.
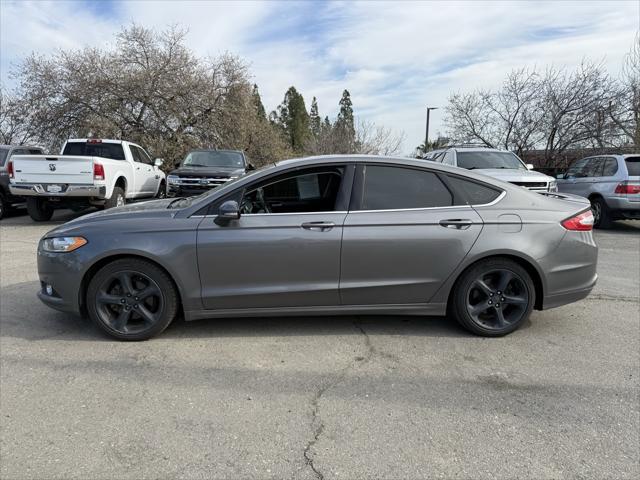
457 151 526 170
358 165 453 210
241 166 344 214
582 157 604 178
131 146 151 165
565 158 590 178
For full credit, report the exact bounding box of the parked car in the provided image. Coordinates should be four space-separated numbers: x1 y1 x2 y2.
36 155 597 341
0 144 45 220
425 145 558 192
557 154 640 228
9 139 166 221
167 149 254 197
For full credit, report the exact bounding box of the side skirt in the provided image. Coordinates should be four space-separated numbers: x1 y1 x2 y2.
184 302 447 321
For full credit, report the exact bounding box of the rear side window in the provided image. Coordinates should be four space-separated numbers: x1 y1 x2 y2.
446 175 502 205
359 165 453 210
625 157 640 176
63 142 125 160
602 158 618 176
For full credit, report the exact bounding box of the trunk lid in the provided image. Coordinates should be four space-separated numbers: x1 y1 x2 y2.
11 155 94 184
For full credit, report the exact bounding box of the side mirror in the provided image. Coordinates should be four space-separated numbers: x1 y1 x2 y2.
174 160 182 168
526 163 534 170
217 200 240 221
246 163 256 171
154 158 163 167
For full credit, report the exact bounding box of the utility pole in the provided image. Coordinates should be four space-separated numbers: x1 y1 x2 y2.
425 106 438 152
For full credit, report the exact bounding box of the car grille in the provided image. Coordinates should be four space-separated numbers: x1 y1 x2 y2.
510 181 549 191
172 176 231 188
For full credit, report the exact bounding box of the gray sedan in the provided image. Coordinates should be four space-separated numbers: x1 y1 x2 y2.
36 155 598 340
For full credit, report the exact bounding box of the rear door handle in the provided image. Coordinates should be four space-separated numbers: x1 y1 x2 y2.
439 219 473 230
301 221 335 232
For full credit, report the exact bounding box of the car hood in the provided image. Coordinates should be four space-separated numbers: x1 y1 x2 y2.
170 166 244 177
474 168 553 182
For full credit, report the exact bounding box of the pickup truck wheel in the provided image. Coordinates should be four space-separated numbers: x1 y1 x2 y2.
156 181 166 199
26 198 54 222
105 186 125 209
0 193 7 220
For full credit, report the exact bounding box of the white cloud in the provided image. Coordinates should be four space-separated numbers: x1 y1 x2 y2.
1 0 638 152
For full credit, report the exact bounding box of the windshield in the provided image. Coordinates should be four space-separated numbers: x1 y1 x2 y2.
167 164 273 209
0 148 8 166
457 151 527 170
182 150 244 168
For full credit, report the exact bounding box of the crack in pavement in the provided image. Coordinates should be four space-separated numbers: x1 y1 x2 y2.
298 320 375 480
585 293 639 303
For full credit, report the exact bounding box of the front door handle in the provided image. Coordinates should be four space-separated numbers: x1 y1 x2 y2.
439 219 473 230
301 221 335 232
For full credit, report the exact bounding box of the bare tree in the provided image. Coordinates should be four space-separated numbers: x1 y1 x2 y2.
610 32 639 147
0 90 38 145
355 119 405 156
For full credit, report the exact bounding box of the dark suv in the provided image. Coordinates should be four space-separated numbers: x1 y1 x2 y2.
0 144 44 220
166 149 254 197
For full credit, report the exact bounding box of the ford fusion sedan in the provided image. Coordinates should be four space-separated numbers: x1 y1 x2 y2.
37 155 598 340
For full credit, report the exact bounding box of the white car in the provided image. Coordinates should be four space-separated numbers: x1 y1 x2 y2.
9 139 166 221
425 146 557 192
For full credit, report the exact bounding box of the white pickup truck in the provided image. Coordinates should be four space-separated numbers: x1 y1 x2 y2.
9 138 166 221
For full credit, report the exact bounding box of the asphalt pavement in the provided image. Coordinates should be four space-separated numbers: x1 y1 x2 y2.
1 209 638 479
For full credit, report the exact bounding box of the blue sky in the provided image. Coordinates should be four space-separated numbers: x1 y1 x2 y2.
1 0 638 152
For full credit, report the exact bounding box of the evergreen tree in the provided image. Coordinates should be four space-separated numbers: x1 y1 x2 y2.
252 84 266 119
276 86 310 152
334 89 356 153
309 97 321 138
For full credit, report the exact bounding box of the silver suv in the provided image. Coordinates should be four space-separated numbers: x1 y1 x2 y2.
425 146 557 192
557 154 640 228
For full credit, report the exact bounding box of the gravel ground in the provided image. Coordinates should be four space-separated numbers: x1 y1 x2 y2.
1 209 639 480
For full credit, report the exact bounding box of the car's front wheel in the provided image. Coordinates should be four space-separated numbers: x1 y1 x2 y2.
86 258 178 341
450 258 535 336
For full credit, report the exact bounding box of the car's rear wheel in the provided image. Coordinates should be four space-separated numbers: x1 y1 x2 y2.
104 186 125 209
450 258 535 336
26 198 54 221
590 197 612 229
86 258 178 341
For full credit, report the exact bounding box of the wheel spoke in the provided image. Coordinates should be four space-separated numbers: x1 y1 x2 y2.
502 294 527 306
137 284 160 300
472 279 493 296
96 292 122 305
497 271 514 292
117 273 134 295
495 307 506 327
469 303 490 317
112 309 132 331
137 305 158 325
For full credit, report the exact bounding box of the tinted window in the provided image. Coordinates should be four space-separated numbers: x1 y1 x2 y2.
582 157 604 177
131 146 151 164
359 165 452 210
457 151 526 170
602 158 618 176
241 167 344 214
63 142 125 160
565 158 590 177
446 175 502 205
625 157 640 176
0 147 8 166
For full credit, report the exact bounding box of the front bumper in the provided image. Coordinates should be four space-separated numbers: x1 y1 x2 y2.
37 249 86 316
10 183 106 198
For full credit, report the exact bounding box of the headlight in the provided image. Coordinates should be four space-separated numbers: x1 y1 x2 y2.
167 175 179 184
548 180 558 192
42 236 87 253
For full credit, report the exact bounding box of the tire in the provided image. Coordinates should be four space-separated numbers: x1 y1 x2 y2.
104 186 125 209
450 258 535 337
0 193 7 220
156 181 166 199
86 258 178 341
26 197 54 222
590 197 612 229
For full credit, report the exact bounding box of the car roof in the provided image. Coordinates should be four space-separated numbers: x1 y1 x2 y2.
187 149 244 154
67 138 124 144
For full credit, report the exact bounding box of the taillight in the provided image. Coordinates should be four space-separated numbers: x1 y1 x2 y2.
561 210 594 231
93 163 105 180
614 181 640 194
7 160 14 178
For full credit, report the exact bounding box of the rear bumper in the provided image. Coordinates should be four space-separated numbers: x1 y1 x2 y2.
542 275 597 309
10 183 106 198
604 195 640 217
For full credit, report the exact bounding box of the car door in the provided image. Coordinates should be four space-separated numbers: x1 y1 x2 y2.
340 164 484 305
196 164 353 310
129 145 153 197
575 157 604 197
559 157 592 196
136 146 161 194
